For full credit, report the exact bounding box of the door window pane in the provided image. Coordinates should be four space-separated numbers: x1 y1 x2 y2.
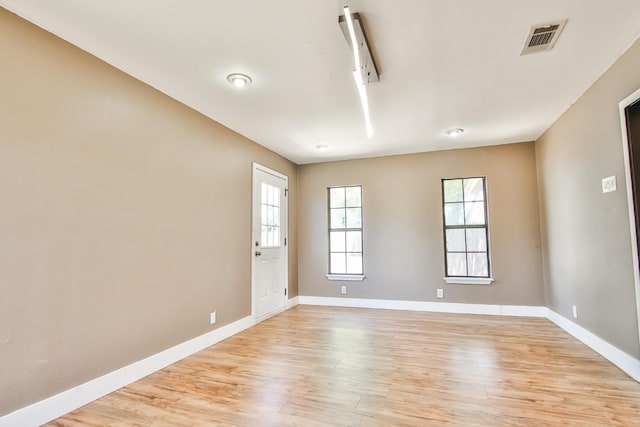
261 183 281 248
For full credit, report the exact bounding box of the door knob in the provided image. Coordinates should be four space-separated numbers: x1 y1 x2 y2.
255 251 262 257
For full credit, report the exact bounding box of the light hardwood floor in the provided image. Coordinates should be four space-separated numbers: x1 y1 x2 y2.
49 305 640 426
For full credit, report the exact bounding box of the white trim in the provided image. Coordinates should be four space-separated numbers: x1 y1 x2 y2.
545 308 640 382
0 316 255 427
325 274 365 282
444 277 494 285
252 161 288 181
287 296 299 309
618 87 640 349
297 296 546 317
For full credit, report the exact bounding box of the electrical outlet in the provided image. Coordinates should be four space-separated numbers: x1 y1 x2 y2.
341 285 347 295
602 175 617 193
210 311 216 325
572 305 578 319
436 288 444 298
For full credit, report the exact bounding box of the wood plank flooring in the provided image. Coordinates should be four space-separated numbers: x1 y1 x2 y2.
48 305 640 426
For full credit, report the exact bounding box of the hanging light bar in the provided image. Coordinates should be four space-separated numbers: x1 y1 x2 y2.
339 6 379 138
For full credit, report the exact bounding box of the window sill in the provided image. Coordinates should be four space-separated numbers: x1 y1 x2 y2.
444 277 494 285
326 274 365 282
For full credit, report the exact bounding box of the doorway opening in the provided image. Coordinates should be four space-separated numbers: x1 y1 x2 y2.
619 88 640 346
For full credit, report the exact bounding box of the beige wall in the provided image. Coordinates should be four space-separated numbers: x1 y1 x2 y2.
0 9 297 415
298 143 544 306
536 40 640 358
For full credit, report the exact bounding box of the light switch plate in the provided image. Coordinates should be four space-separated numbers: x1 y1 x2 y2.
602 175 616 193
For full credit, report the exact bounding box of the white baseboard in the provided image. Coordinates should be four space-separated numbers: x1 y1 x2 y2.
0 315 255 427
287 296 299 309
545 308 640 382
297 295 547 317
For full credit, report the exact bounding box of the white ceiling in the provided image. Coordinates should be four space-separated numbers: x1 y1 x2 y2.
2 1 640 164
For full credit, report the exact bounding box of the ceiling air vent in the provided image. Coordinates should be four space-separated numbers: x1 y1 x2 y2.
520 19 567 55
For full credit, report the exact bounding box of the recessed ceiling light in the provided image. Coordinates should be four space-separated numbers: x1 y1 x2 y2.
315 144 329 151
446 128 465 137
226 73 252 88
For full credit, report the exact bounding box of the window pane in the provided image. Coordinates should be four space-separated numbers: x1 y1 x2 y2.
261 204 267 226
330 231 346 252
464 202 485 225
346 231 362 252
345 186 362 207
466 228 487 252
443 179 463 203
261 225 268 246
346 253 363 274
467 253 488 277
273 227 280 246
330 187 346 208
446 229 465 252
330 208 346 229
264 205 271 226
444 203 464 226
464 178 484 202
273 187 281 207
261 183 267 205
330 253 346 274
447 253 467 276
346 208 362 228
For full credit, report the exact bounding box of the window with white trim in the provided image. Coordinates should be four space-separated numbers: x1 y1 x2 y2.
328 185 363 275
442 177 491 279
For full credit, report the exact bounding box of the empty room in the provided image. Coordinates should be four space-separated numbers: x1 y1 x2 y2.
2 1 640 426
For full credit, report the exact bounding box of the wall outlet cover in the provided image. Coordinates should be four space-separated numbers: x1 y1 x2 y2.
340 285 347 295
436 288 444 298
210 311 216 325
602 175 616 193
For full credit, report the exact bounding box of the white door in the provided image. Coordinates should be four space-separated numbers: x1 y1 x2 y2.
252 163 288 321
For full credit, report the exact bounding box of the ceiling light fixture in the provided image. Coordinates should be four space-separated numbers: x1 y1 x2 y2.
339 6 378 139
226 73 252 88
446 128 465 137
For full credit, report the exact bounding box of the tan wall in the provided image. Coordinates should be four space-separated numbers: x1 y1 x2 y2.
298 143 544 306
536 40 640 357
0 9 297 415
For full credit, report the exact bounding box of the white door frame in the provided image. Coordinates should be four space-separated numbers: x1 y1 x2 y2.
618 87 640 346
251 162 289 321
